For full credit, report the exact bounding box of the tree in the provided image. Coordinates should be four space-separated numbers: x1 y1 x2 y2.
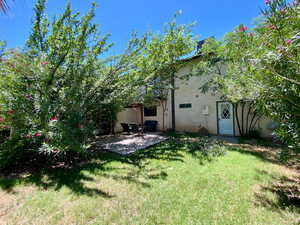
192 33 264 138
195 0 300 159
84 33 148 134
255 0 300 159
1 0 109 161
136 12 197 131
0 0 148 168
0 0 8 13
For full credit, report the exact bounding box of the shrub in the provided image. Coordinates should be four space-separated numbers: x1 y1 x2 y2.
248 129 262 139
196 0 300 160
0 136 42 169
0 1 109 168
183 136 227 161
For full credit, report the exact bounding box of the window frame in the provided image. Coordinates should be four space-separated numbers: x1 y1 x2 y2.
179 103 192 109
144 106 157 117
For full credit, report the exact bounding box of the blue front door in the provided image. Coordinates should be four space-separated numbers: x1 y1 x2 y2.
218 102 234 136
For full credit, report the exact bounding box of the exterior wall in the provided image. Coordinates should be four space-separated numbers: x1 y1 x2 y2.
115 105 168 132
258 117 276 138
172 61 275 137
143 103 169 131
173 63 219 134
233 104 274 138
115 107 141 132
115 58 275 137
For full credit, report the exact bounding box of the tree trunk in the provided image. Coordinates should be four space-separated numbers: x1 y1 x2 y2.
250 115 262 131
245 102 253 136
248 110 258 133
235 102 243 136
241 101 245 136
9 126 14 140
111 117 115 135
171 73 175 131
161 100 167 132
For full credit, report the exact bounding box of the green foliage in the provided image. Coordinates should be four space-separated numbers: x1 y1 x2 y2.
0 0 160 168
0 1 147 168
1 135 298 224
0 40 5 57
186 138 227 159
0 129 47 168
166 133 227 163
195 0 300 159
138 12 196 89
255 0 300 157
134 12 197 130
89 102 122 135
0 0 108 160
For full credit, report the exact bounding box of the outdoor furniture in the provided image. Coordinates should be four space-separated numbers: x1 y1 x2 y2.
121 123 143 134
121 123 130 133
144 120 158 132
129 123 139 133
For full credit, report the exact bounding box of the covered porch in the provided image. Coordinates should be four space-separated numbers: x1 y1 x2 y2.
115 103 161 134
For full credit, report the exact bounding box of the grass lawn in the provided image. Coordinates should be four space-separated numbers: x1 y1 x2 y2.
0 134 299 225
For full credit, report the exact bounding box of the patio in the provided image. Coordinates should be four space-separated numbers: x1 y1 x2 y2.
92 132 167 155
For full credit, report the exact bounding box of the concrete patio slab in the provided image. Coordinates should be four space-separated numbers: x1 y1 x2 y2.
93 133 167 155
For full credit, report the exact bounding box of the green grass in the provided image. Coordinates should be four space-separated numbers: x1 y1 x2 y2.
0 135 299 225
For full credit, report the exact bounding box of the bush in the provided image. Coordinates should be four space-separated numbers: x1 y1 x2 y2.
181 136 227 161
0 137 42 169
0 1 110 168
88 103 121 135
275 121 300 162
196 0 300 161
206 145 228 157
248 129 262 139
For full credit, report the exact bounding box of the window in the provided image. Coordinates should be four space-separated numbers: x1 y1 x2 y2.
144 107 157 117
179 103 192 109
221 103 231 119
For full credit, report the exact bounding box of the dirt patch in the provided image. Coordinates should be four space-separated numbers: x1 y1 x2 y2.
0 191 17 224
0 186 37 225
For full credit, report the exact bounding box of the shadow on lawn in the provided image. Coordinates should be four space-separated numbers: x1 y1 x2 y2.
0 133 215 197
0 160 115 198
254 169 300 213
0 154 168 197
227 143 300 212
226 143 281 165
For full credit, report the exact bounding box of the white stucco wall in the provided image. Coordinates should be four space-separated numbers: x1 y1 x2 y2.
115 58 274 137
171 61 219 133
115 108 141 132
143 103 169 131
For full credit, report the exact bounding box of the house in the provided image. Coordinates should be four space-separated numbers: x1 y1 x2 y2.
115 54 275 137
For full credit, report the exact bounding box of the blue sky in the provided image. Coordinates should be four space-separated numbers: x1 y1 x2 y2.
0 0 267 55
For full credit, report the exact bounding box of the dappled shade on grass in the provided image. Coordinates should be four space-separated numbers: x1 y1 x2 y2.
0 134 224 195
0 133 299 225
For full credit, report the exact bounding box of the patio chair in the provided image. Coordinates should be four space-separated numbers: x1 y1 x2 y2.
120 123 130 134
129 123 139 133
144 120 158 132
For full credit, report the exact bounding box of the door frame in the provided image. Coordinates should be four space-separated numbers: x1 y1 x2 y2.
216 101 236 136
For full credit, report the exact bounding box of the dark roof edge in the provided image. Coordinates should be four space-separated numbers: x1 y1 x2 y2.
180 53 203 62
